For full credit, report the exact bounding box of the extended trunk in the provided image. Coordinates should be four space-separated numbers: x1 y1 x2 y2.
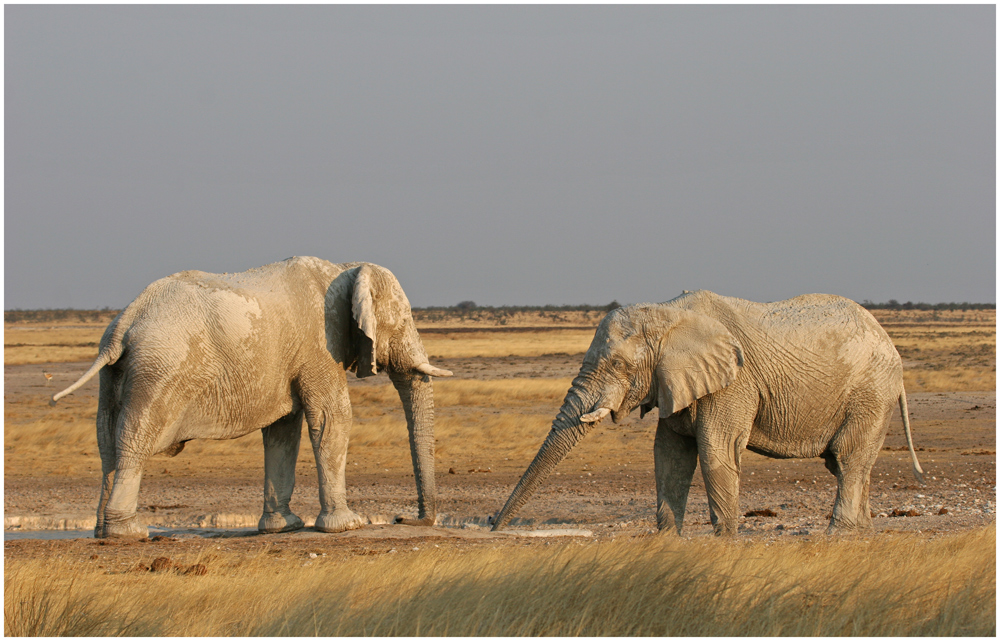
491 379 602 531
390 370 437 524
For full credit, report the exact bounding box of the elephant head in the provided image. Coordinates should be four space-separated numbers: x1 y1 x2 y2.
490 304 743 530
331 263 451 525
345 263 450 379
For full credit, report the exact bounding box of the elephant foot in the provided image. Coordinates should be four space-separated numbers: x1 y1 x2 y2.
258 511 305 534
394 515 436 527
712 522 738 537
100 515 147 539
315 508 364 533
655 509 682 535
655 523 682 536
826 517 872 534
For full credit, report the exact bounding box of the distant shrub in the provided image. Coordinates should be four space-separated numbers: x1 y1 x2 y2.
860 300 995 311
4 308 120 324
413 302 622 314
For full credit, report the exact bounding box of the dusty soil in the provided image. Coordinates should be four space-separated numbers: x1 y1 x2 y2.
5 348 996 568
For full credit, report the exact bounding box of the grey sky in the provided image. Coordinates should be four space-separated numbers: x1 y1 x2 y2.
5 5 995 309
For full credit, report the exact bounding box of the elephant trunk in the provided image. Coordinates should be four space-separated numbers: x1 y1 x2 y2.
389 369 437 525
491 379 605 531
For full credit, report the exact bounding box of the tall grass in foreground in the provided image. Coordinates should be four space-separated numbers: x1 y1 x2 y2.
6 527 994 636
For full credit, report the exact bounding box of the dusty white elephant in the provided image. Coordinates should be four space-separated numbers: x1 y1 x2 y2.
52 257 451 539
491 290 924 536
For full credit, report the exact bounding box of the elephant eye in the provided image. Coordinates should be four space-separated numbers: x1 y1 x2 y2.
611 358 625 370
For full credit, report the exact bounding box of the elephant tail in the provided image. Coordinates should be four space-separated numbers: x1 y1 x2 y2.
898 389 925 484
50 351 113 405
50 311 130 405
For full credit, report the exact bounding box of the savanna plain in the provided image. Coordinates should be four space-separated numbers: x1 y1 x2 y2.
5 307 996 635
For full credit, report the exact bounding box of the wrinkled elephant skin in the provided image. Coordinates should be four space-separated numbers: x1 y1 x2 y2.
52 257 451 538
492 291 923 536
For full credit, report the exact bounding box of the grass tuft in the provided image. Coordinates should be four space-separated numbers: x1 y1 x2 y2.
5 527 994 636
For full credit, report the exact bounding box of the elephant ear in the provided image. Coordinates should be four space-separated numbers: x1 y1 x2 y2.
352 265 379 378
655 311 744 415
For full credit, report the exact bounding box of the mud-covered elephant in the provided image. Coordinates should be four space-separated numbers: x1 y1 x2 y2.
52 257 451 539
491 290 924 536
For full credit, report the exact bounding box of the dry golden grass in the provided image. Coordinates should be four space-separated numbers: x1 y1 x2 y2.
5 527 994 636
348 410 556 462
885 325 995 392
351 378 572 408
420 330 594 358
7 311 994 394
348 379 570 459
903 368 996 394
887 325 996 352
870 308 995 325
414 308 607 329
3 326 597 363
5 396 99 452
4 324 104 365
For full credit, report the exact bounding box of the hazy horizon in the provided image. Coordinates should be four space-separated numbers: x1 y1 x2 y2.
5 297 996 313
6 6 995 309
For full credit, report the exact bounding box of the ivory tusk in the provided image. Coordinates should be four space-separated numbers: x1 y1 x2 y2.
415 362 453 377
580 407 611 423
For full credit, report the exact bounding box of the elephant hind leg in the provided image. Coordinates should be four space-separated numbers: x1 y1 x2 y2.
100 394 183 538
102 413 150 540
825 409 890 533
826 452 875 533
259 411 306 533
654 419 698 535
102 466 149 539
95 378 149 539
95 370 117 537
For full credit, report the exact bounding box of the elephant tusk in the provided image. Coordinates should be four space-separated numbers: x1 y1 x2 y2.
415 362 453 377
580 407 611 423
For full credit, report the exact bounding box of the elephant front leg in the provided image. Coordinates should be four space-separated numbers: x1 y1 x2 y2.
653 419 698 534
259 412 306 534
697 426 750 537
307 401 364 534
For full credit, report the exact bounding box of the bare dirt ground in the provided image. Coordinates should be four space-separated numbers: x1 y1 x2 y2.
5 346 995 567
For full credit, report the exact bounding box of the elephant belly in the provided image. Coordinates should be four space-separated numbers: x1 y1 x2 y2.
745 436 828 459
163 391 297 445
747 412 843 459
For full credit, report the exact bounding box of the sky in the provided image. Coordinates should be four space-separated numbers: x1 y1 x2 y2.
5 5 995 309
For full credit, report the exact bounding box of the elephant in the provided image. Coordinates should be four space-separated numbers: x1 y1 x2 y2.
51 257 452 539
491 290 924 536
